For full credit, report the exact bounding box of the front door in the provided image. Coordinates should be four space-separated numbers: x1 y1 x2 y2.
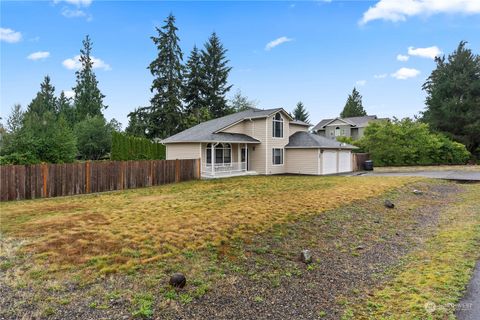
241 147 249 171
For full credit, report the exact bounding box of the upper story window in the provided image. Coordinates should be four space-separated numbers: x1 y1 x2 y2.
335 126 341 137
272 113 283 138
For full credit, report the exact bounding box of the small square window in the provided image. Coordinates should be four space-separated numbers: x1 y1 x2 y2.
272 148 283 165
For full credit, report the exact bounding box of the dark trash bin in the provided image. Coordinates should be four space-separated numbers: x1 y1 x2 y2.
364 160 373 171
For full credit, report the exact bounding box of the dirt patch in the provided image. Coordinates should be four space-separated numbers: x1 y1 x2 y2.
162 182 461 319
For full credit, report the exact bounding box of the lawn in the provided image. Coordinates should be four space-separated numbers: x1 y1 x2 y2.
0 175 414 278
1 175 478 319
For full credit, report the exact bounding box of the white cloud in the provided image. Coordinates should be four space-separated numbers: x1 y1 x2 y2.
374 73 388 79
397 54 409 61
408 46 442 59
61 8 92 21
0 28 22 43
62 8 86 18
391 67 420 80
27 51 50 61
64 90 75 99
360 0 480 25
62 55 111 71
356 80 367 86
265 36 293 51
54 0 92 7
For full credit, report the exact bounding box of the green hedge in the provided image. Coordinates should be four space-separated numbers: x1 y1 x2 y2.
111 132 165 161
352 118 470 166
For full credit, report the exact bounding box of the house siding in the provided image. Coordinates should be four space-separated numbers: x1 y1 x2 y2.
286 149 319 175
289 124 309 136
325 124 351 139
166 143 201 160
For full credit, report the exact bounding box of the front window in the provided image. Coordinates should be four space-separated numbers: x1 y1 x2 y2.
272 113 283 138
272 148 283 165
206 143 231 165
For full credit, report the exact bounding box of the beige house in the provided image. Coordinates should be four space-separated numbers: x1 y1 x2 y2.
313 115 387 140
162 108 357 178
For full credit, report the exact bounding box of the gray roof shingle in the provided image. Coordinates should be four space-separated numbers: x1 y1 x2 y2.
285 131 357 149
312 115 380 132
162 108 286 143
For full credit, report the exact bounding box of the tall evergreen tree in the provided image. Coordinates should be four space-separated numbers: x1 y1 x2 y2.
56 91 76 126
201 32 233 118
26 76 57 117
422 41 480 157
7 104 24 133
340 87 367 118
183 45 209 127
230 90 257 112
126 107 149 137
147 14 184 138
293 101 310 122
73 35 107 122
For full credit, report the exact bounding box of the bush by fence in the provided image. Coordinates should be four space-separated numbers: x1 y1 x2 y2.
354 119 470 166
111 132 166 161
0 159 200 201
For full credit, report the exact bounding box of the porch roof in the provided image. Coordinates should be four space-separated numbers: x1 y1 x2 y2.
163 132 260 144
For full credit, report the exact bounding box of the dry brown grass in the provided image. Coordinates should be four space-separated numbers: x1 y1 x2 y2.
0 175 416 276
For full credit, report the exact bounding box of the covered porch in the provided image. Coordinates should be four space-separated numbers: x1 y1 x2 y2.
201 142 257 178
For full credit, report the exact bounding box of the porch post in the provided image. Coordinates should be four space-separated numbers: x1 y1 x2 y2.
245 143 248 171
211 143 215 176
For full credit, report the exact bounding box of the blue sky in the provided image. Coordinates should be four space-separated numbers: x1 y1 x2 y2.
1 0 479 128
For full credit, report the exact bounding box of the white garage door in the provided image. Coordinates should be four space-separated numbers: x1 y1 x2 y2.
322 150 337 175
338 151 352 173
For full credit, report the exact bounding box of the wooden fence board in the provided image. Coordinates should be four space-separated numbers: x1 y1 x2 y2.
0 159 200 201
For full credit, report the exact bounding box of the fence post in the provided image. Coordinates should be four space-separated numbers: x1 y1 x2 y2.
175 159 180 182
85 161 90 193
42 164 48 198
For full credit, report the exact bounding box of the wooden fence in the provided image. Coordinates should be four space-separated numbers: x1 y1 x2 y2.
352 153 370 171
0 159 200 202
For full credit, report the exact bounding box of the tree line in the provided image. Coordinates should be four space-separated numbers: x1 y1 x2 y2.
1 36 119 164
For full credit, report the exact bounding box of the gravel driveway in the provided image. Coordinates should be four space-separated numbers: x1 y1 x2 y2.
456 261 480 320
362 170 480 181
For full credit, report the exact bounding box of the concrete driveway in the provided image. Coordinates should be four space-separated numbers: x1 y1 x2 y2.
361 170 480 181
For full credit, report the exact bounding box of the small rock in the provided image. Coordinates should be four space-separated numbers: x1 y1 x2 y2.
384 200 395 209
413 189 423 195
169 273 186 288
300 249 313 264
356 245 365 250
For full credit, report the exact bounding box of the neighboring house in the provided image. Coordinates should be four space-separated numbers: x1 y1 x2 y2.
312 115 387 140
162 108 357 178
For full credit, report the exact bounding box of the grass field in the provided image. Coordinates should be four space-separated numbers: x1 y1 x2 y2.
1 175 478 319
0 175 414 279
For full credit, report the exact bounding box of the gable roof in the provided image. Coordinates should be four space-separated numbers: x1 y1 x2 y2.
162 108 290 144
312 115 379 132
290 119 311 127
285 131 357 149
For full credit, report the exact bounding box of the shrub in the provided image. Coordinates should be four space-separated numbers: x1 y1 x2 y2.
360 118 470 166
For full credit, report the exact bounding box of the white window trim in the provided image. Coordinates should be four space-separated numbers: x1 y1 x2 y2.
206 143 232 166
272 113 284 139
272 148 284 166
